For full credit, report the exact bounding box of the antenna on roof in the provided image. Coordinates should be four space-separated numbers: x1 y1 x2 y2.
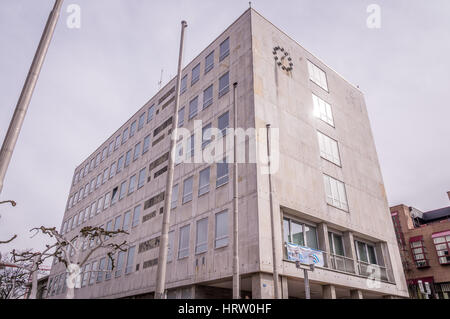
158 69 164 90
249 2 252 8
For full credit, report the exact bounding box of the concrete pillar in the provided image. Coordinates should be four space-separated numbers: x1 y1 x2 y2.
281 275 289 299
252 273 275 299
323 285 336 299
350 289 363 299
343 231 358 274
317 223 330 267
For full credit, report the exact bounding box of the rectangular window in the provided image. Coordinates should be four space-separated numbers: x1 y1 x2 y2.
178 107 185 127
83 207 89 222
119 181 127 200
133 142 141 161
89 202 96 219
128 175 136 194
137 168 146 189
189 96 198 119
202 123 212 148
115 135 121 150
115 251 125 277
81 263 90 287
124 149 132 167
317 131 341 166
89 158 95 171
196 218 208 254
216 160 229 187
191 63 200 85
219 37 230 61
113 215 122 232
89 179 95 193
96 196 104 214
89 261 97 285
147 105 155 123
142 135 151 154
116 155 124 174
103 192 111 210
95 153 101 167
432 233 450 265
312 94 334 126
129 121 137 138
101 147 107 162
329 232 345 256
283 218 318 249
109 162 116 179
203 85 213 109
198 167 210 196
105 257 112 280
122 127 129 144
356 241 377 265
108 141 114 157
189 134 195 158
102 168 109 184
171 184 179 209
125 246 135 274
307 60 328 91
410 238 429 267
111 186 119 205
83 184 89 198
78 211 83 226
97 257 106 282
132 205 141 227
168 231 174 262
182 176 194 204
138 113 145 131
215 210 228 248
180 75 187 94
122 211 131 231
96 174 102 189
323 174 348 211
205 51 214 73
178 224 190 259
218 72 229 97
218 111 229 136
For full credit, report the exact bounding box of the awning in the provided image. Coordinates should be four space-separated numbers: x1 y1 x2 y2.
409 235 424 242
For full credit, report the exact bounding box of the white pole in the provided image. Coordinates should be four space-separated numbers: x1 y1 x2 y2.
232 82 240 299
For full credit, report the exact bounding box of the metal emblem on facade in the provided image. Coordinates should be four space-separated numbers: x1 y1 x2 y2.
273 46 294 72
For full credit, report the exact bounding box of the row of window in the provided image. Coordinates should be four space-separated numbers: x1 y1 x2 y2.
410 232 450 267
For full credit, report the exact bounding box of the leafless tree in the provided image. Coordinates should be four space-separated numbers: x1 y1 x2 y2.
0 254 31 299
0 200 17 245
11 225 128 299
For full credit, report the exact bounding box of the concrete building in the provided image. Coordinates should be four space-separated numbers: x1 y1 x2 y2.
390 193 450 299
47 8 408 299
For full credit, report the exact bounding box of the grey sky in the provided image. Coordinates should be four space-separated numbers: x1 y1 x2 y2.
1 0 449 259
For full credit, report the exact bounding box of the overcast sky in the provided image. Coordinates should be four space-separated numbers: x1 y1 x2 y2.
1 0 449 259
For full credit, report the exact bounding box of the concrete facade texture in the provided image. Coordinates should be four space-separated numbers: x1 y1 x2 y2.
47 9 408 299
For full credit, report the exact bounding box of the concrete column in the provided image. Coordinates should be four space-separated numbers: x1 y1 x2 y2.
323 285 336 299
317 223 330 267
252 273 275 299
350 289 363 299
281 275 289 299
343 231 358 274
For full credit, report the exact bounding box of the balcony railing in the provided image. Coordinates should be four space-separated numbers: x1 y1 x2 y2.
328 252 356 274
356 260 389 282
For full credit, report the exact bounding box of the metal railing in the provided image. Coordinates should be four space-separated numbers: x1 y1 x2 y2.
356 260 389 282
328 252 356 274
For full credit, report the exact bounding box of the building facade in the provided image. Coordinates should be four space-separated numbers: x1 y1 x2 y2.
390 193 450 299
47 8 408 299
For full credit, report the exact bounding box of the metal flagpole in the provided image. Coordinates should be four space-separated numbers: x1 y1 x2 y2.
0 0 64 195
232 82 240 299
154 20 188 299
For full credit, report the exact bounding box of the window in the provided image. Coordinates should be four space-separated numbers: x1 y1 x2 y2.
125 246 135 274
143 135 151 154
112 186 120 204
89 179 95 193
216 160 229 187
171 184 179 209
191 63 200 85
133 142 141 161
283 218 318 250
114 215 122 232
432 232 450 265
188 134 195 158
115 135 121 150
203 85 213 109
96 174 102 189
89 202 96 219
411 238 429 267
178 224 190 259
202 123 212 148
323 175 348 211
81 263 90 287
115 251 125 277
95 153 101 167
119 181 127 200
122 128 129 144
178 107 185 127
219 37 229 61
132 205 141 227
72 214 78 230
116 156 124 174
168 231 174 262
89 261 98 285
101 147 108 162
102 168 109 184
356 241 377 265
147 105 155 123
89 158 95 171
317 131 341 166
218 112 229 136
129 121 137 138
329 232 345 256
307 60 328 91
108 141 114 157
205 51 214 73
198 167 210 196
215 210 228 248
109 162 116 179
312 94 334 126
83 184 89 198
84 164 89 177
189 96 198 119
78 211 83 225
137 168 146 189
180 75 187 94
96 197 104 214
196 218 208 254
218 72 229 97
105 257 112 280
124 149 132 167
103 192 111 209
123 211 131 231
138 113 145 131
97 257 106 282
182 176 194 204
128 175 136 194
